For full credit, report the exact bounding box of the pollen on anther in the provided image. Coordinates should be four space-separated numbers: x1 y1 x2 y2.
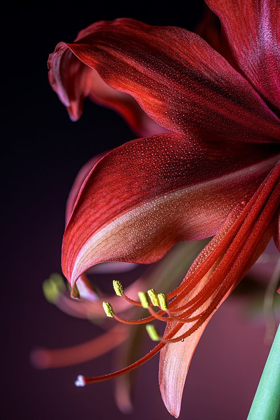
42 279 60 304
158 293 168 311
138 291 149 308
75 375 86 387
146 324 160 341
113 280 124 296
102 302 114 317
147 289 159 306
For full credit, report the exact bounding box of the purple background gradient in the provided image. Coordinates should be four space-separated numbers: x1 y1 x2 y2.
2 3 275 419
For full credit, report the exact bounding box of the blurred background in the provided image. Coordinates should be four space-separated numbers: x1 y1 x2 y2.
2 2 279 419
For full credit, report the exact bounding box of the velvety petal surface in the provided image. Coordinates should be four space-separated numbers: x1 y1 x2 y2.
206 0 280 111
48 18 280 143
62 132 280 286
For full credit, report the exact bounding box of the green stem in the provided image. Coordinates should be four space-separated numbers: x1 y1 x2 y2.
248 324 280 420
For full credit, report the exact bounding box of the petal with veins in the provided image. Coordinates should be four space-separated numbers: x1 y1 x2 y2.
48 48 166 136
206 0 280 110
48 18 280 143
62 132 280 286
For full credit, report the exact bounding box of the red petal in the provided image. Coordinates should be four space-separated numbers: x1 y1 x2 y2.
206 0 280 110
62 132 279 286
48 18 280 143
65 152 107 224
158 165 280 416
273 211 280 251
48 45 166 137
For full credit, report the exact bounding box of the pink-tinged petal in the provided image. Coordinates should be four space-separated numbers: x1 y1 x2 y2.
159 168 280 417
66 152 107 224
49 18 280 143
206 0 280 110
159 278 220 418
48 47 166 137
62 131 280 286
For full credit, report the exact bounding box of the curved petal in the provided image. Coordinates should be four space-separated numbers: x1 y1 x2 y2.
48 46 166 137
61 131 280 286
159 179 279 417
48 18 280 143
66 152 107 224
159 272 220 418
206 0 280 111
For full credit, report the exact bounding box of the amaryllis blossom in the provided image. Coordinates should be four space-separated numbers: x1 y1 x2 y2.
47 0 280 417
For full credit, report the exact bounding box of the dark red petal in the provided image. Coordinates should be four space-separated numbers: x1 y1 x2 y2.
48 18 280 143
206 0 280 111
62 132 279 286
48 45 166 136
273 211 280 251
196 4 221 51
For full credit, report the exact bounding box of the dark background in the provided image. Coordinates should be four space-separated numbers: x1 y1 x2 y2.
2 2 274 419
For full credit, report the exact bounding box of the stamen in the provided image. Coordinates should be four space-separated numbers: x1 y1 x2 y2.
148 306 170 322
158 293 168 310
148 305 198 324
146 324 160 341
161 173 280 344
138 291 149 308
42 279 61 304
103 302 114 317
113 280 124 296
113 312 155 325
75 375 86 387
147 289 160 306
171 162 280 309
78 322 188 385
31 325 128 369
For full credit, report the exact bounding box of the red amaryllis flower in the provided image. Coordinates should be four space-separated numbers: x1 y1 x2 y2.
47 1 280 417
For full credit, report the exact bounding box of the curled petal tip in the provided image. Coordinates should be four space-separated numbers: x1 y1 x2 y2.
67 105 81 122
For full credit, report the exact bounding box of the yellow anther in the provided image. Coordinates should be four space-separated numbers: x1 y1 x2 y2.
147 289 160 306
102 302 114 318
71 283 80 299
146 324 160 341
42 279 60 304
158 293 168 310
138 291 149 308
49 273 66 293
113 280 123 296
42 273 66 304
